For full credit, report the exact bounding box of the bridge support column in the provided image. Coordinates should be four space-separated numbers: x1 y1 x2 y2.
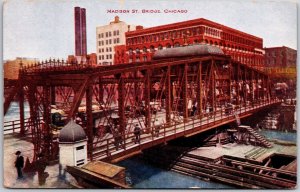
237 64 241 108
118 77 125 134
244 67 247 108
86 82 93 160
251 70 255 107
19 84 25 136
165 66 171 123
43 84 52 159
134 71 139 104
229 61 232 104
99 77 104 104
182 63 188 121
27 85 42 160
50 86 56 105
267 76 271 102
197 62 202 119
144 70 151 132
211 60 216 114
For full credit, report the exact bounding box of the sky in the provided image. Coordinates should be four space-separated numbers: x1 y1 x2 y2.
2 0 298 61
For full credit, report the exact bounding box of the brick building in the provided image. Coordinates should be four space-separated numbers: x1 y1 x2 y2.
4 57 39 80
264 46 297 68
114 18 265 69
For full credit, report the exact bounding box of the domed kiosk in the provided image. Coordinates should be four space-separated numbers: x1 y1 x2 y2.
59 120 88 171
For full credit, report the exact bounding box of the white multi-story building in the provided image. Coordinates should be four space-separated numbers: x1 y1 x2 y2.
96 16 137 65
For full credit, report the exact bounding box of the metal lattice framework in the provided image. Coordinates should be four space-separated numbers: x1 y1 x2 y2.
5 52 275 161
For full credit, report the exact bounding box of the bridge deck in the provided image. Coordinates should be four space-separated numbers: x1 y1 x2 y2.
91 99 280 162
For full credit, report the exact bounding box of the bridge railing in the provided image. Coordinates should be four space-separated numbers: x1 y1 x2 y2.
3 117 40 136
91 98 280 160
4 98 279 160
4 118 29 134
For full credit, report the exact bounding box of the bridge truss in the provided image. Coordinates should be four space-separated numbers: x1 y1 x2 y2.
5 53 273 161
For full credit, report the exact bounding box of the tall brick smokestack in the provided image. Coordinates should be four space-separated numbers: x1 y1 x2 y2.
81 8 87 55
74 7 81 56
74 7 87 56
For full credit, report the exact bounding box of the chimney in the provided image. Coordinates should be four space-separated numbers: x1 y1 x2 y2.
136 25 144 30
74 7 87 56
74 7 82 56
81 8 87 56
114 16 120 23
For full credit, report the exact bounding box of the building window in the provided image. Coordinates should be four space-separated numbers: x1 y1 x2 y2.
101 33 104 38
98 41 101 46
109 31 112 37
98 34 101 39
102 55 104 60
110 54 112 59
106 32 108 37
106 48 108 52
116 30 119 35
113 31 116 36
117 38 120 43
99 55 101 60
106 40 108 45
110 47 112 52
109 39 112 44
99 49 101 53
102 48 104 52
114 39 116 44
129 48 133 55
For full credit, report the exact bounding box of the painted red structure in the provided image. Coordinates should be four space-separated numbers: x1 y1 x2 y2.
114 18 265 69
74 7 87 56
4 44 279 163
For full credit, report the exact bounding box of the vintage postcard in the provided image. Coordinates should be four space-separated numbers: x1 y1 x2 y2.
3 0 297 189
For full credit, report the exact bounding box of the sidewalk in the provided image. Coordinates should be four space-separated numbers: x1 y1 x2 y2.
3 134 76 188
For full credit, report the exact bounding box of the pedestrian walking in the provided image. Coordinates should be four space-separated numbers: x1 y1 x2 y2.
191 105 197 116
134 124 141 144
15 151 24 179
154 119 160 137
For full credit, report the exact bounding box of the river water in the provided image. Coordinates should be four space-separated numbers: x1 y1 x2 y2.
118 156 233 189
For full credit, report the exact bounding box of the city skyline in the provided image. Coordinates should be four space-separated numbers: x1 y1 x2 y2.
3 0 297 61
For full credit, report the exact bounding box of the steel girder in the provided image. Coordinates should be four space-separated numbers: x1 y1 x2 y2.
17 55 272 161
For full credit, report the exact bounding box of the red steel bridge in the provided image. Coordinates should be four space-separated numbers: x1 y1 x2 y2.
4 45 280 163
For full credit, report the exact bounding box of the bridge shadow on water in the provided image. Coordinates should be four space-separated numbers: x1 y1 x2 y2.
117 154 232 189
117 125 234 188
